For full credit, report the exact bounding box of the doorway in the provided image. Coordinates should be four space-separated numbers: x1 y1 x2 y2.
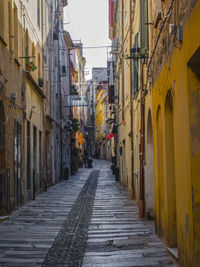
0 101 6 215
165 91 177 248
14 121 22 208
187 47 200 263
26 121 31 191
33 126 37 199
145 109 155 219
156 106 163 235
122 140 126 186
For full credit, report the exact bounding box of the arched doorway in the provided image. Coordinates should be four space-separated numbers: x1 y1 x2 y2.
156 106 164 235
0 101 6 215
188 47 200 264
165 91 177 248
145 109 155 219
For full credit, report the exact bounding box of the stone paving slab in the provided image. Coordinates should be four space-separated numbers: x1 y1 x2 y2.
82 160 178 267
0 160 178 267
0 169 91 266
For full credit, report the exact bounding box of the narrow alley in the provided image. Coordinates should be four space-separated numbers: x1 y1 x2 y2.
1 0 200 265
0 160 176 267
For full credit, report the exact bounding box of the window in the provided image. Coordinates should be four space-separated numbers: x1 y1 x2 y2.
32 43 35 63
62 65 66 74
133 33 139 96
0 0 5 43
38 53 41 78
25 30 29 62
8 1 13 49
108 85 114 104
37 0 40 29
14 4 18 58
155 0 162 28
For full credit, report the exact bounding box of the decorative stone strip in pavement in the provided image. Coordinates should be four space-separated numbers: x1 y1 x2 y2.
42 170 100 267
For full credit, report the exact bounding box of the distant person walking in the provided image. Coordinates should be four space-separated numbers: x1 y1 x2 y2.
83 152 88 168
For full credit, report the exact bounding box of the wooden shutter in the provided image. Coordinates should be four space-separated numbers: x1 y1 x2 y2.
133 33 139 96
108 85 114 104
140 0 149 53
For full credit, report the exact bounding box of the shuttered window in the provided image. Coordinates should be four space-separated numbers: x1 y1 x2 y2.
133 33 139 97
140 0 149 53
37 0 40 29
108 85 115 104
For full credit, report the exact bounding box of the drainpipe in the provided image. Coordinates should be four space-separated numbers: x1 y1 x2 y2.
129 0 134 199
139 63 145 218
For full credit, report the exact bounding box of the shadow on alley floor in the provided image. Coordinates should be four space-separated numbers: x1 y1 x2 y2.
0 160 178 267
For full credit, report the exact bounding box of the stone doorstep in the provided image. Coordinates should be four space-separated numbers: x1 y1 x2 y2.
0 216 9 223
167 247 179 264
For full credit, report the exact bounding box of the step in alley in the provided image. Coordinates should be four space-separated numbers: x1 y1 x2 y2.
0 160 177 267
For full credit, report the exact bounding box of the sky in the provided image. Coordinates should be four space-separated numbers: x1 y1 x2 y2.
64 0 111 80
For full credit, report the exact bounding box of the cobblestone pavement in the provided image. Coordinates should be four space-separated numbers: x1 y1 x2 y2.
0 160 177 267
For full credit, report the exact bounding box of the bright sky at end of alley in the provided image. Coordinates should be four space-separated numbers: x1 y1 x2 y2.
64 0 111 80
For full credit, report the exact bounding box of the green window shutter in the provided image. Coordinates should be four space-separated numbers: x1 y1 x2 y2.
140 0 149 53
133 33 139 97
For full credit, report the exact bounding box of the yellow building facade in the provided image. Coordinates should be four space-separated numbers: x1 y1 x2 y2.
95 82 109 159
0 0 27 213
0 0 57 213
22 0 47 201
148 1 200 265
114 0 143 203
72 44 87 153
112 0 200 265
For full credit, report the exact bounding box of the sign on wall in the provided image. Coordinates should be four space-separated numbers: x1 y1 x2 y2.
66 95 88 107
